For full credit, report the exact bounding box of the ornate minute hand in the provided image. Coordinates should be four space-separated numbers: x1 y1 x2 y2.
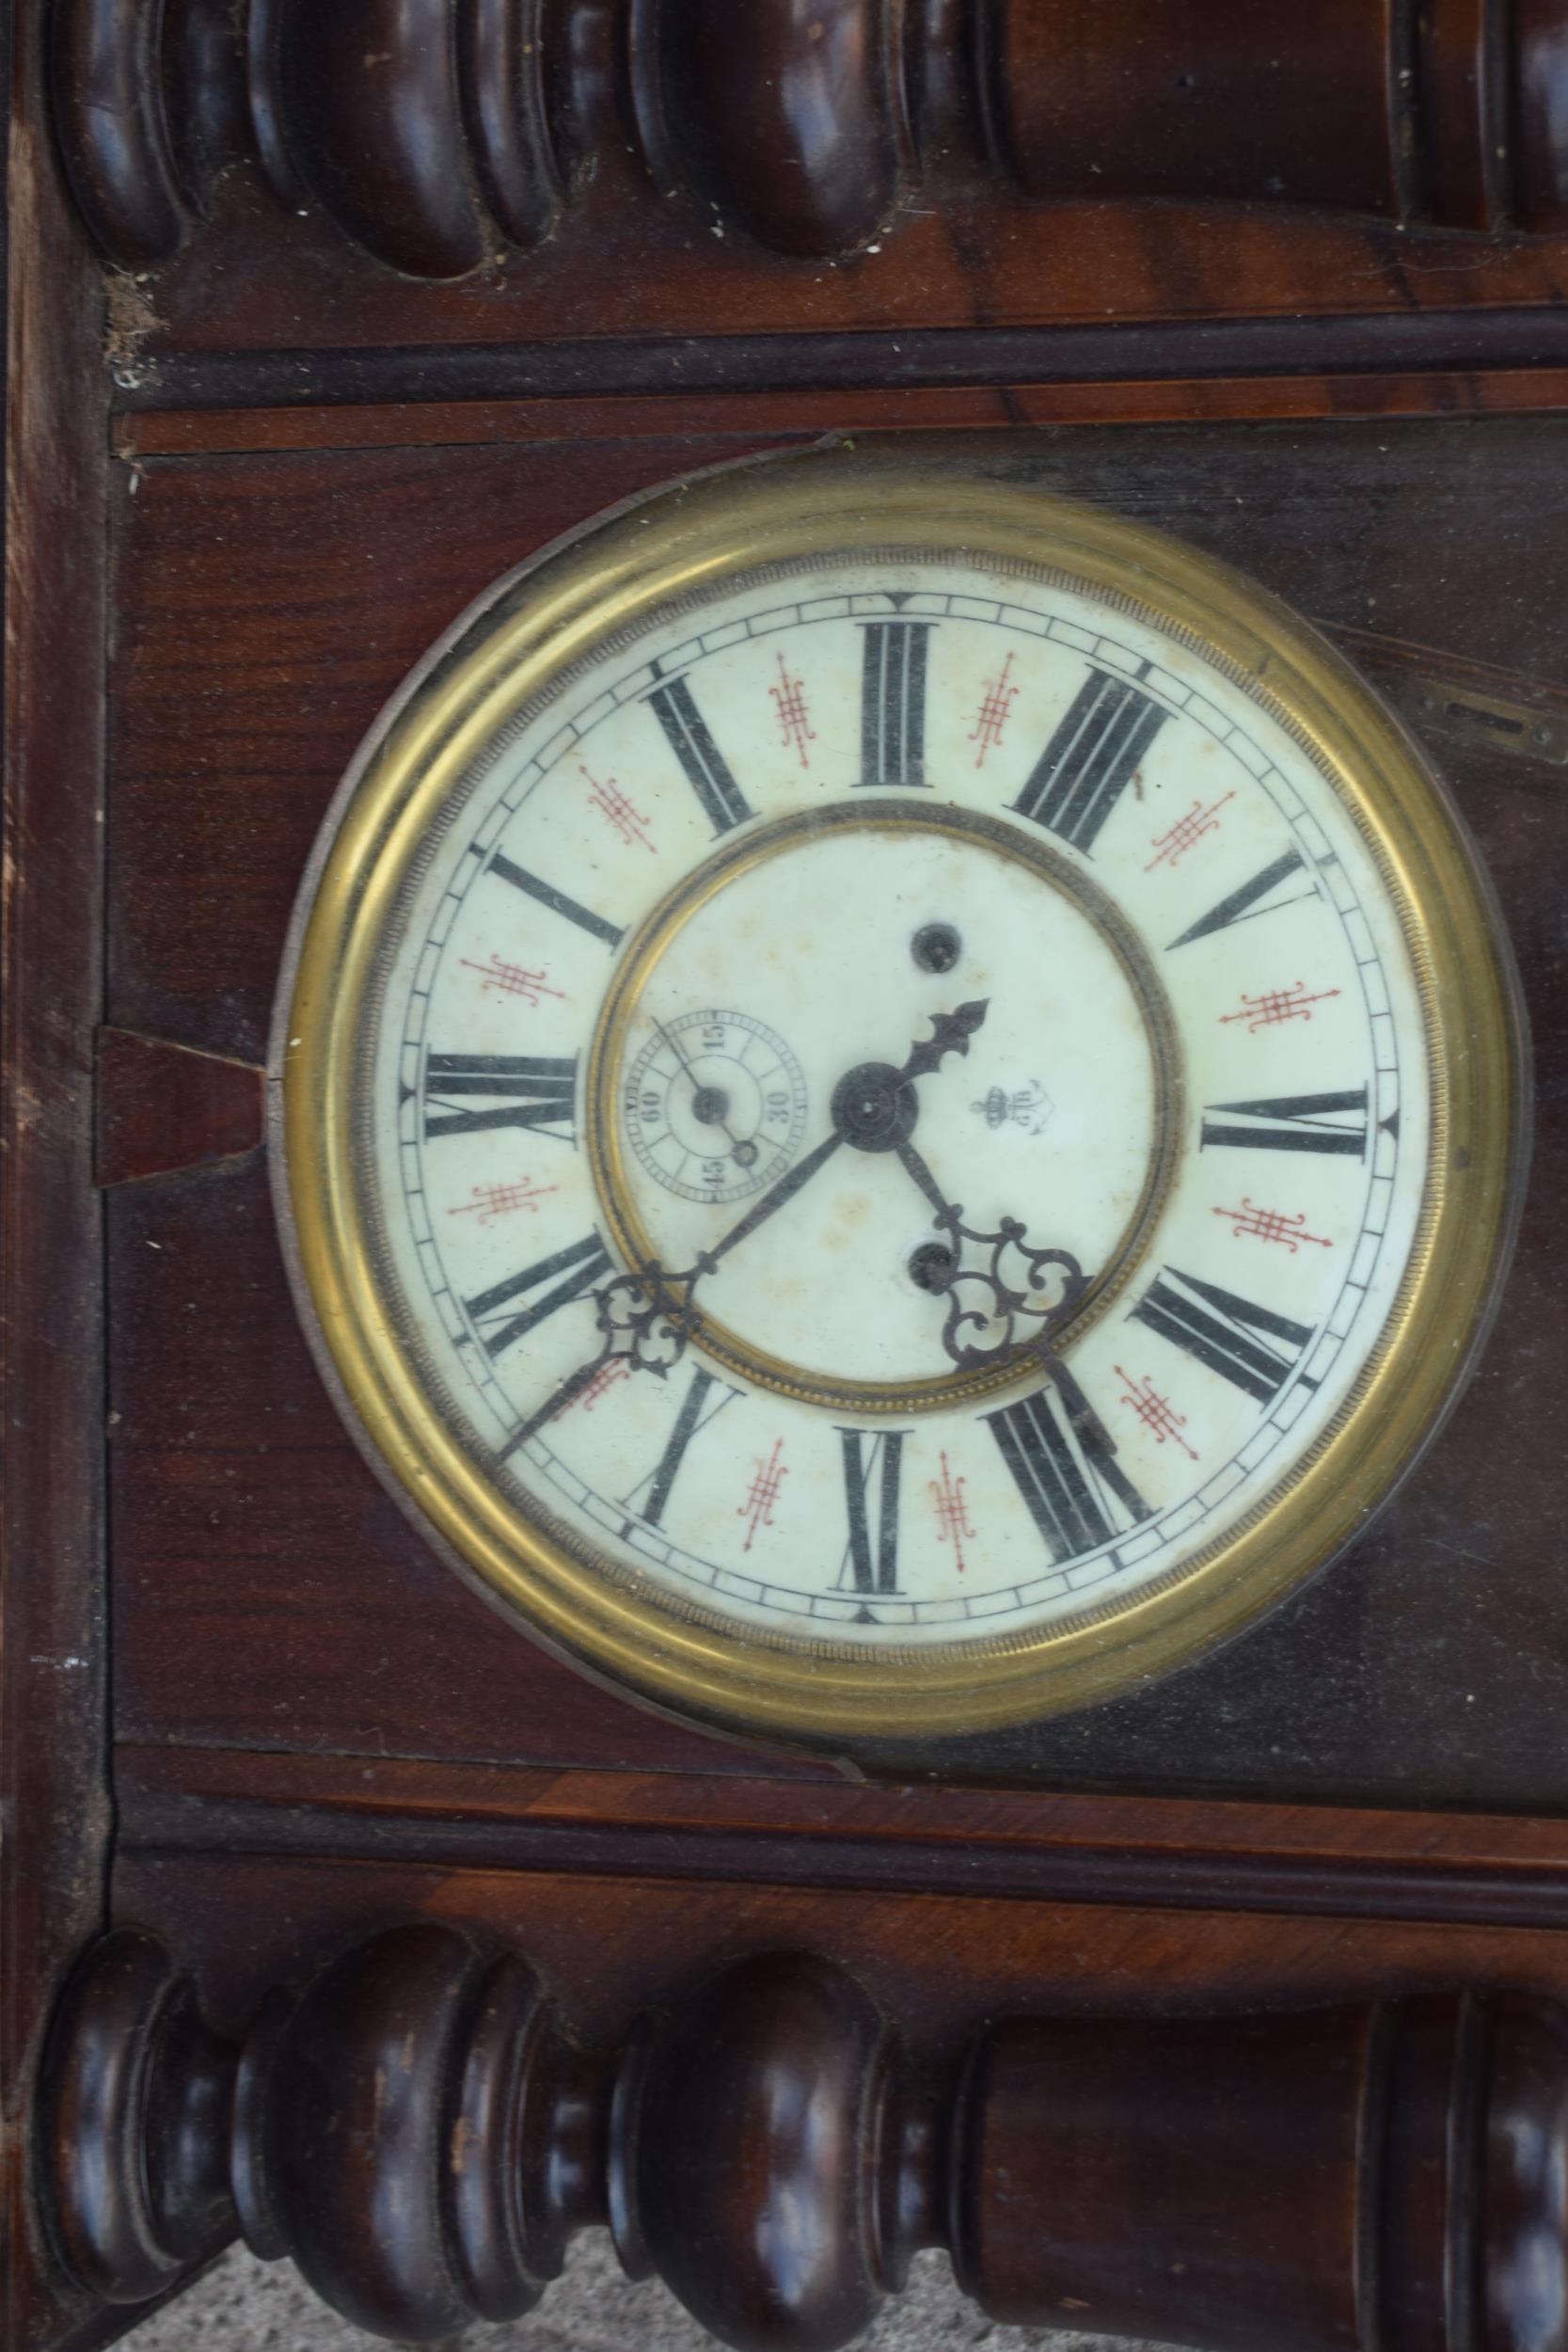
895 998 990 1083
693 1128 845 1272
502 1006 991 1452
500 1131 847 1455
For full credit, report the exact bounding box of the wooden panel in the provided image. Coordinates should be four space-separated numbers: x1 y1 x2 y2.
107 433 808 1062
104 425 830 1781
111 369 1568 462
112 1745 1568 1927
106 1155 816 1777
105 408 1568 1809
2 9 115 2345
114 1853 1568 2049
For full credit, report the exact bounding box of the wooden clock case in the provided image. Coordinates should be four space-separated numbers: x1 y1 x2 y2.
8 5 1568 2348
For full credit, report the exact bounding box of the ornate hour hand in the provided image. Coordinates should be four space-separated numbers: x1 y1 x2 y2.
892 1138 1088 1374
931 1212 1088 1372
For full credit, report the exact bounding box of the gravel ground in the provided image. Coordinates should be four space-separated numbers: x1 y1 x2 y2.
120 2237 1160 2352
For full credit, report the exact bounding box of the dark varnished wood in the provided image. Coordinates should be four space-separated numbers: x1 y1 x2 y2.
102 307 1568 420
952 2001 1379 2350
96 1030 263 1187
1517 0 1568 229
2 8 114 2344
37 1910 1568 2352
1419 0 1509 230
99 366 1568 458
631 0 912 258
282 0 493 280
986 0 1411 218
634 1950 898 2350
18 4 1568 2345
40 1931 232 2304
39 0 1568 347
101 414 1568 1807
462 0 563 251
49 0 188 265
103 1746 1568 1933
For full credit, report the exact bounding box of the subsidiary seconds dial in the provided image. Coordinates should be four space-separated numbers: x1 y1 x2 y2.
624 1009 807 1204
277 452 1522 1745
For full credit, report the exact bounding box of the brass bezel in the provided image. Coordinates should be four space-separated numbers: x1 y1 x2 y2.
273 446 1526 1745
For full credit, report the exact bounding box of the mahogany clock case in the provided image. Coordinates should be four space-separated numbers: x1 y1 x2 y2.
104 410 1560 1806
15 6 1568 2346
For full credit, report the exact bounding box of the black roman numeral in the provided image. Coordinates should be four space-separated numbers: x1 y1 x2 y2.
647 677 753 834
489 850 624 949
1010 671 1166 852
838 1428 905 1596
1201 1088 1369 1157
465 1232 610 1359
858 622 931 787
1167 848 1315 950
625 1366 740 1529
424 1053 577 1142
987 1368 1150 1564
1132 1268 1315 1406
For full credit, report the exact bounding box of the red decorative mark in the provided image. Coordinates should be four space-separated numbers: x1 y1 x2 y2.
460 953 564 1006
1214 1199 1333 1252
447 1176 559 1225
1116 1366 1200 1460
1221 982 1341 1033
582 765 655 851
969 651 1018 768
928 1449 974 1574
570 1357 633 1412
737 1438 787 1552
1146 791 1235 870
769 653 816 769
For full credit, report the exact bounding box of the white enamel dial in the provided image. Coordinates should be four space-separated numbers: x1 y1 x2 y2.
358 547 1433 1652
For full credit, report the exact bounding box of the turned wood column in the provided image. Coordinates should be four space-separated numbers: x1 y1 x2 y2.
36 1925 1568 2352
47 0 1568 274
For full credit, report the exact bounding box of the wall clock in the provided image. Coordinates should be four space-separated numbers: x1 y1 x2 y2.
276 449 1523 1749
20 8 1568 2348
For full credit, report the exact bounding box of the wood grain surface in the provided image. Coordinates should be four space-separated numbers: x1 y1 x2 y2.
2 8 115 2345
103 412 1568 1809
18 11 1568 2344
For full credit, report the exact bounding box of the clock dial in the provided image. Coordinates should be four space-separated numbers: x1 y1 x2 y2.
277 455 1522 1740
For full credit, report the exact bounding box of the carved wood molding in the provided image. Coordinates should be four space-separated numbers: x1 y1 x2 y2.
38 1923 1568 2350
48 0 1568 280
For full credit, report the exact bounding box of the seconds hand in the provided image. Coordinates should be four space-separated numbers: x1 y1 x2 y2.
655 1017 756 1169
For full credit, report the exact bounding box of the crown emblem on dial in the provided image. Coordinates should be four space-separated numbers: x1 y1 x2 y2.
972 1078 1054 1136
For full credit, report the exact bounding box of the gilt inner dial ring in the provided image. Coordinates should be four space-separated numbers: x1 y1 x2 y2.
588 802 1182 1414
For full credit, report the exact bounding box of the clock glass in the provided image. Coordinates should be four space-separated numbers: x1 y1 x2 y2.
276 453 1522 1745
